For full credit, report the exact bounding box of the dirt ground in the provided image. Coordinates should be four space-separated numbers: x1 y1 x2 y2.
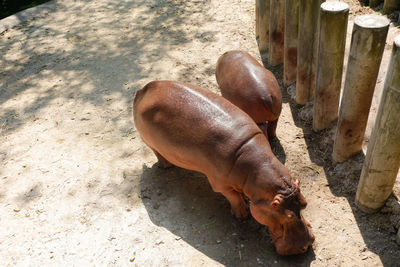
1 0 400 266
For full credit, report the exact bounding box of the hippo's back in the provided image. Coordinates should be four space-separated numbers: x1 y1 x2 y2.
134 80 261 177
216 50 282 123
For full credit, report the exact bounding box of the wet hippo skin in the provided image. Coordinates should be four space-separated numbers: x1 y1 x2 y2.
216 50 282 138
134 80 314 255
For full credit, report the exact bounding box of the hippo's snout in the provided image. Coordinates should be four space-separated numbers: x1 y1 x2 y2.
274 222 315 255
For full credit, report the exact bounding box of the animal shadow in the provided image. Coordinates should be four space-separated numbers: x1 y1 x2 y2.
140 164 315 266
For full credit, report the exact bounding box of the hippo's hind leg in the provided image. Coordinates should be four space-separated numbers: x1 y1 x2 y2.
258 119 278 139
151 149 174 169
257 122 269 137
267 118 278 138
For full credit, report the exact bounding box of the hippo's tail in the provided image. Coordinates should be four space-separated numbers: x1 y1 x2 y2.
263 93 282 119
134 81 165 108
133 84 151 128
133 87 145 108
133 81 155 110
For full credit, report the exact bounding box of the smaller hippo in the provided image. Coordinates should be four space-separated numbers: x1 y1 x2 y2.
216 50 282 138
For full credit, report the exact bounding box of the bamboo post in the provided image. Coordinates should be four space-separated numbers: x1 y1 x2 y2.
369 0 383 8
269 0 285 66
356 35 400 213
310 0 324 99
259 0 270 54
383 0 400 14
313 2 349 131
332 14 389 163
283 0 299 86
296 0 325 105
256 0 260 40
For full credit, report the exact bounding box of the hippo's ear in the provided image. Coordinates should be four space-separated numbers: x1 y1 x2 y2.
270 194 283 208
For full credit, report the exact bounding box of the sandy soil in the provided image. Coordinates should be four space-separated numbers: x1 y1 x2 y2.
1 0 400 266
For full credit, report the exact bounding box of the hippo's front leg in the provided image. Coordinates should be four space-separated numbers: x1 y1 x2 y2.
267 118 278 138
220 189 249 218
209 178 249 218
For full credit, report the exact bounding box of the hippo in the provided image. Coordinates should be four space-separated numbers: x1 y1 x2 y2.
216 50 282 138
133 80 314 255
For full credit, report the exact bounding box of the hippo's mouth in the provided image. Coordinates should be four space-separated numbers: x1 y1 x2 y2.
269 228 313 255
272 236 307 255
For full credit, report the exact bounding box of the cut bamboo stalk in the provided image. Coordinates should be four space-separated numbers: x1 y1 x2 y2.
356 35 400 213
269 0 285 66
283 0 299 86
332 14 389 162
369 0 383 8
296 0 325 105
383 0 400 14
259 0 270 54
256 0 260 40
313 2 349 131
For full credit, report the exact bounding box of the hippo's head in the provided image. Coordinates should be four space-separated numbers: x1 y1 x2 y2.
248 178 314 255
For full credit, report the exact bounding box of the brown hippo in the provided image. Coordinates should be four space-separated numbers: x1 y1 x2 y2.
216 50 282 138
133 80 314 255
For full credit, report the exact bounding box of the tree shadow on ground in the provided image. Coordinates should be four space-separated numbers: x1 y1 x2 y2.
0 0 52 19
261 57 400 264
140 164 315 266
0 0 219 175
15 183 43 205
0 0 215 137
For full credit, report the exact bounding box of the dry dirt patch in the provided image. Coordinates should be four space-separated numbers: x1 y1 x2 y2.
1 0 399 266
